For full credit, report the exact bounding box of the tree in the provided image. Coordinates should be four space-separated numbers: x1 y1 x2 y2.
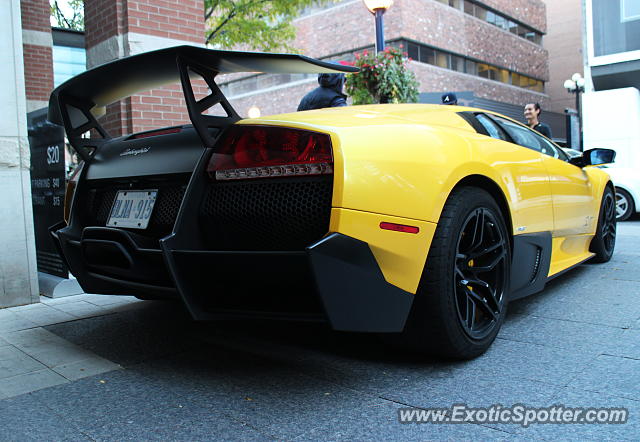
50 0 84 31
345 46 419 105
205 0 332 52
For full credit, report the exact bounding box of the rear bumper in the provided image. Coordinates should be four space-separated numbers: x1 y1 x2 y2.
51 224 414 332
51 224 179 300
163 232 414 332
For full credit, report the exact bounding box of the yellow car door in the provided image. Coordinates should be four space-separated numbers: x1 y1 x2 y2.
487 114 595 236
536 138 596 236
472 113 554 234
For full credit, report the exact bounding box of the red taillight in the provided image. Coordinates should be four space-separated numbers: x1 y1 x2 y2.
208 126 333 180
380 222 420 234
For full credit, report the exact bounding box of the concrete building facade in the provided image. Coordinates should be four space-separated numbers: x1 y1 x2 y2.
1 0 40 308
585 0 640 92
222 0 550 119
541 0 584 114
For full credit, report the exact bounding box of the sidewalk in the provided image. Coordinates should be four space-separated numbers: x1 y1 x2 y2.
0 294 140 399
0 220 638 440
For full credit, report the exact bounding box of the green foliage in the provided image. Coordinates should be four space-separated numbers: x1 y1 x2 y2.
50 0 84 31
345 46 420 105
205 0 333 52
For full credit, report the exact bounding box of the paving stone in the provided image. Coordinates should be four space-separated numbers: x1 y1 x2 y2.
45 304 196 366
0 369 68 398
0 346 47 380
52 357 121 381
567 354 640 400
83 401 272 442
512 387 638 441
293 400 512 441
80 294 139 307
3 327 74 351
49 301 108 319
39 294 93 306
603 328 640 359
13 305 76 327
6 303 50 313
0 310 37 333
499 313 626 353
598 253 640 281
0 393 85 441
28 369 188 431
2 328 100 369
508 275 640 328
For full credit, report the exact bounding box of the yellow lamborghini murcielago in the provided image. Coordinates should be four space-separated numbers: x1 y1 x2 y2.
49 47 616 359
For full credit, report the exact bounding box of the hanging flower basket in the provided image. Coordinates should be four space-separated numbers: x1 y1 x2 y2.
345 46 420 105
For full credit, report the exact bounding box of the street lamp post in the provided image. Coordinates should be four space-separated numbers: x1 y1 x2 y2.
564 73 586 151
363 0 393 53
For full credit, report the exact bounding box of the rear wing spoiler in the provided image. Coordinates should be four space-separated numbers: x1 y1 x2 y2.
48 45 358 160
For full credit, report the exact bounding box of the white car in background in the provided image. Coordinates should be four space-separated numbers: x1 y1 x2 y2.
562 148 638 221
581 88 640 221
598 166 639 221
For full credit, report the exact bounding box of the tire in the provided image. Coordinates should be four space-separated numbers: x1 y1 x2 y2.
390 187 511 360
615 187 635 222
590 186 616 263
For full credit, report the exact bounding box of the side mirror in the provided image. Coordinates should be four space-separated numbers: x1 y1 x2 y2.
569 148 616 167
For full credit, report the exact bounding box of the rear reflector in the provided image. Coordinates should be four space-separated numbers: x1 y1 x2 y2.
380 222 420 234
208 125 333 180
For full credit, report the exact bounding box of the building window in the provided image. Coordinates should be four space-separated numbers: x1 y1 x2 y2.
621 0 640 22
391 40 544 92
593 0 640 56
219 40 545 99
436 0 544 45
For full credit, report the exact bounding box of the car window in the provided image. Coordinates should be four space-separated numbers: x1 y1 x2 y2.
537 136 570 161
489 115 567 160
475 114 509 141
490 115 543 151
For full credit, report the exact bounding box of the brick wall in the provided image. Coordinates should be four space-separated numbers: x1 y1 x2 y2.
84 0 205 136
226 0 550 117
482 0 547 32
227 61 548 119
22 44 54 103
20 0 53 110
127 0 204 43
84 0 125 50
293 0 547 80
20 0 51 31
398 0 548 80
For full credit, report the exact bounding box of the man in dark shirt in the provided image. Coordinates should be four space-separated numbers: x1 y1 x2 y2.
524 102 552 138
297 73 347 111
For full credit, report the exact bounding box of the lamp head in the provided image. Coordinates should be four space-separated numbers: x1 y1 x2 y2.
564 79 577 91
363 0 393 13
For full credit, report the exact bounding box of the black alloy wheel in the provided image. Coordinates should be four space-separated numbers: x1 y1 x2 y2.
590 186 616 263
454 208 508 340
389 187 511 360
601 190 617 255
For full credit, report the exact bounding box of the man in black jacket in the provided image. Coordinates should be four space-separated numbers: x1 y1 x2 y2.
297 73 347 111
524 102 552 138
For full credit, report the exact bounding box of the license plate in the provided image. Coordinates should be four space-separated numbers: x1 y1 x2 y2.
107 190 158 229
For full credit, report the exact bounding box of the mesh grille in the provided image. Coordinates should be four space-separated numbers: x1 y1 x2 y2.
84 175 189 238
200 176 333 251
